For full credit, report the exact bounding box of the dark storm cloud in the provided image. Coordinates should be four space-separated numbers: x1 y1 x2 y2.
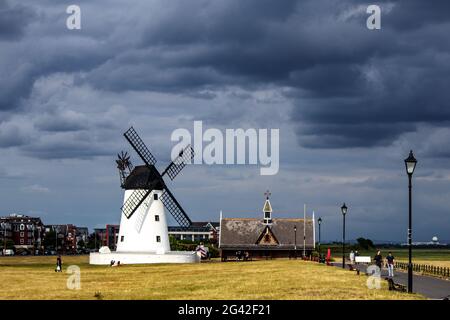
76 0 450 150
2 0 450 154
0 0 35 41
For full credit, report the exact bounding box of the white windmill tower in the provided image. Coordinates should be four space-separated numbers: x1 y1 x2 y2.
90 127 199 265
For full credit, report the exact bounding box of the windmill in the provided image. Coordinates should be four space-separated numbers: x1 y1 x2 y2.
115 126 194 254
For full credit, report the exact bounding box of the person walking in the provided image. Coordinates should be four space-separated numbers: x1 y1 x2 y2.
386 252 395 277
55 255 62 272
374 250 383 271
349 250 355 265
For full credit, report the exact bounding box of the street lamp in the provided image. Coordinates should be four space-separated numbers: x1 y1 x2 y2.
294 225 297 259
404 150 417 293
2 222 6 256
341 203 348 269
317 217 322 258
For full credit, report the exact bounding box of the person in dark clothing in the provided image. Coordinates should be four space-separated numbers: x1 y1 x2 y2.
374 250 383 271
386 252 395 277
55 255 62 272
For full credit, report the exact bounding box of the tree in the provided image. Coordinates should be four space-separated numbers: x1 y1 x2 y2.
0 239 15 250
77 239 86 249
356 237 375 250
86 232 100 250
43 230 57 250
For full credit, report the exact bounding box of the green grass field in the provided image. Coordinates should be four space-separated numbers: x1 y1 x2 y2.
0 256 424 300
322 247 450 266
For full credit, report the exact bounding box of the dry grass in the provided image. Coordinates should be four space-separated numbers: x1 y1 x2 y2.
0 256 423 300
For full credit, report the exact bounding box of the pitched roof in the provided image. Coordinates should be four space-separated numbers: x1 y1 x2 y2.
220 218 314 249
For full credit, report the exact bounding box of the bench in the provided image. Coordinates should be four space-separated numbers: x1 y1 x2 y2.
386 278 406 292
355 256 371 264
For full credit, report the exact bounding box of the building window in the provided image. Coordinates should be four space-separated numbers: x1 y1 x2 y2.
20 239 24 245
155 215 160 222
154 193 158 200
20 232 24 237
156 236 161 243
20 224 25 231
121 236 124 242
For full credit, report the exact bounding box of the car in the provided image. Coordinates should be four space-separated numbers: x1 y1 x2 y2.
2 249 14 256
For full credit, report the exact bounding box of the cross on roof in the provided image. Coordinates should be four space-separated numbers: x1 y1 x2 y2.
264 190 271 199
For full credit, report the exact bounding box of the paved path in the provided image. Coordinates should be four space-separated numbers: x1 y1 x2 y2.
332 262 450 300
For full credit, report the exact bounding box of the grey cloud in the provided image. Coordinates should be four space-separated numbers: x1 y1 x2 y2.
0 122 30 147
0 0 35 41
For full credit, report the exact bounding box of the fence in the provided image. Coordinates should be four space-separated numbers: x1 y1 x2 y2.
395 262 450 278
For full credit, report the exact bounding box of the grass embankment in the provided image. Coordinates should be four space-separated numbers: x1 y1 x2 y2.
323 247 450 267
0 256 423 300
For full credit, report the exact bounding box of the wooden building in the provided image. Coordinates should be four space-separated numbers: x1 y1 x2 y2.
219 193 315 260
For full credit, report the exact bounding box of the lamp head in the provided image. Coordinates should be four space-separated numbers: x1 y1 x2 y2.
404 150 417 176
341 203 348 216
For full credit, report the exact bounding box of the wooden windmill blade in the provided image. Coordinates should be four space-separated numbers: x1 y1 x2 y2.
121 189 152 219
123 126 157 167
161 145 194 181
160 187 192 227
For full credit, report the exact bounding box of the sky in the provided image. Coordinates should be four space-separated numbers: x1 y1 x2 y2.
0 0 449 242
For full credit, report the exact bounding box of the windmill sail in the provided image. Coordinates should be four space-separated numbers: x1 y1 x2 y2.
121 189 151 219
124 127 157 166
162 145 194 180
160 188 192 227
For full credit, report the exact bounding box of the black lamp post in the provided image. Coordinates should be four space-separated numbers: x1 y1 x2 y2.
404 150 417 293
318 217 322 257
341 203 348 269
294 225 297 259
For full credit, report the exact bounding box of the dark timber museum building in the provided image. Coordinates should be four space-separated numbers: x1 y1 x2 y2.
219 193 315 260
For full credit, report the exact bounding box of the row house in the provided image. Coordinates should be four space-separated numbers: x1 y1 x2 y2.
0 214 45 254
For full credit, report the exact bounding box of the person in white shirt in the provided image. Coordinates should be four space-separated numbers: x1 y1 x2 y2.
349 250 355 265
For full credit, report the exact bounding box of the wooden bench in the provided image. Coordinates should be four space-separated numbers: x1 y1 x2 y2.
386 278 406 292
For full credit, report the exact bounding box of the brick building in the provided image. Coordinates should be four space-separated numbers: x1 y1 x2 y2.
0 214 45 254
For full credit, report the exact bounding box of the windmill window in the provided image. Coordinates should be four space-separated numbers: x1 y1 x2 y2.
120 236 124 242
154 194 158 201
264 212 271 219
156 236 161 242
155 215 160 222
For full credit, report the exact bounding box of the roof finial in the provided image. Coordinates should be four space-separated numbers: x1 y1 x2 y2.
264 190 271 200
